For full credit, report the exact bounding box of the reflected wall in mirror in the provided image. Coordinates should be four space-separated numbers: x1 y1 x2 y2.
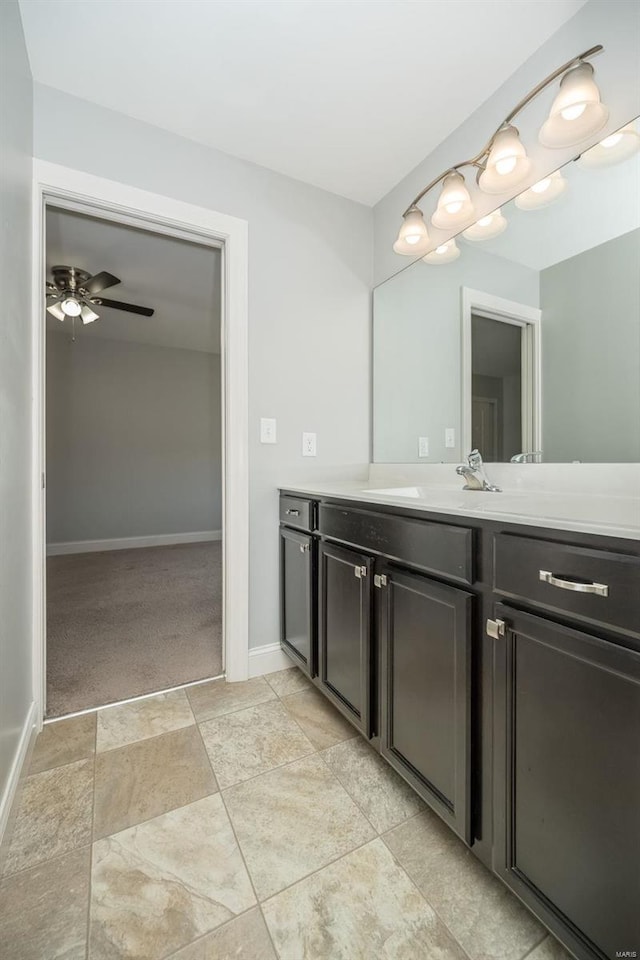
373 119 640 464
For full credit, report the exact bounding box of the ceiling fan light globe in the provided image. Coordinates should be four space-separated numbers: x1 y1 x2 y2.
61 297 82 317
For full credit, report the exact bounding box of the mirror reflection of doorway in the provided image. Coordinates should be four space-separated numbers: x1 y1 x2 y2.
471 313 527 462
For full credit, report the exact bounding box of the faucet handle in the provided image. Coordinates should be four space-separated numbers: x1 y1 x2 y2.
467 449 483 468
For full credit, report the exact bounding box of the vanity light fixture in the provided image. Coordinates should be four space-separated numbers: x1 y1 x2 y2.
539 63 608 148
393 44 606 256
478 125 531 194
514 170 567 210
462 208 507 241
392 204 430 256
422 239 460 264
431 172 474 228
577 121 640 168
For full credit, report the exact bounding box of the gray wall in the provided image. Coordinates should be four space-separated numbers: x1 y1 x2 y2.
541 229 640 462
46 335 222 543
373 245 538 462
33 84 373 649
0 1 33 826
373 0 640 285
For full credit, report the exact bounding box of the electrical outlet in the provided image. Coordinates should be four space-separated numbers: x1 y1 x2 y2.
302 432 317 457
260 418 277 443
418 436 429 457
445 428 456 448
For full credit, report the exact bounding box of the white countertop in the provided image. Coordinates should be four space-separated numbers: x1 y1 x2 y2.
279 479 640 541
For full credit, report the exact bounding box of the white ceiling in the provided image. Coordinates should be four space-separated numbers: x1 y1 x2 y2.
46 208 221 353
20 0 585 205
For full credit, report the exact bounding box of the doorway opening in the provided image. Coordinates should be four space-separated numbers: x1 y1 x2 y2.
32 161 250 726
461 288 541 462
43 207 224 717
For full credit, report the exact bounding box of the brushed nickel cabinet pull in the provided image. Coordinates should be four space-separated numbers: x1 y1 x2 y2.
374 574 388 588
354 565 367 579
539 570 608 597
299 543 309 553
286 508 300 517
487 618 506 639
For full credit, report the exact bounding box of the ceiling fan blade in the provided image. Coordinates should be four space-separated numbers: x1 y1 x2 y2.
83 271 121 296
47 302 66 321
92 297 154 317
81 303 100 324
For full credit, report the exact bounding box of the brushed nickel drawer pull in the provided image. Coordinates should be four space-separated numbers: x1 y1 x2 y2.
539 570 609 597
286 508 300 517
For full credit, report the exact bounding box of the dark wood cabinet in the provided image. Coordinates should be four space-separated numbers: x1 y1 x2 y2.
379 566 473 841
493 602 640 960
279 490 640 960
279 526 316 678
318 541 373 736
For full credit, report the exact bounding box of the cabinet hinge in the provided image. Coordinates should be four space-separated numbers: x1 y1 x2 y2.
374 574 388 589
486 618 506 639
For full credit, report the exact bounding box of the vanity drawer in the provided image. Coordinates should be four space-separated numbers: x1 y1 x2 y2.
280 495 315 532
318 503 473 584
493 532 640 640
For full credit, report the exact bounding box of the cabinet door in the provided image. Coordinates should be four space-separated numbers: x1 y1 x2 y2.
280 527 315 678
318 541 373 736
493 603 640 960
379 567 472 841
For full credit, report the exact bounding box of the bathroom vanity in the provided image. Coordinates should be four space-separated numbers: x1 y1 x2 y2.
278 482 640 960
277 111 640 959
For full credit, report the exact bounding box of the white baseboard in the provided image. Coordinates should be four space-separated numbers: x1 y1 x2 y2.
47 530 222 556
248 642 293 678
0 701 38 853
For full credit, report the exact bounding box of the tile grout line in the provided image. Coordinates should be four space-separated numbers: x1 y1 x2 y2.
86 714 98 960
191 718 282 958
377 828 476 960
519 932 551 959
162 906 267 960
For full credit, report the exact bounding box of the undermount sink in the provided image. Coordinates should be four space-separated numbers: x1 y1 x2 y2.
359 486 638 528
360 486 499 507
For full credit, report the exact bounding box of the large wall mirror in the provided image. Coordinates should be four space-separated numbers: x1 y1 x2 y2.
373 119 640 464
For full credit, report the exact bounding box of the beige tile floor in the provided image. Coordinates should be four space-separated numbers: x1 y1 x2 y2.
0 667 573 960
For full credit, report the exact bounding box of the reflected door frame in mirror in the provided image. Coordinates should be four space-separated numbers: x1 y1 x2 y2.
461 287 542 461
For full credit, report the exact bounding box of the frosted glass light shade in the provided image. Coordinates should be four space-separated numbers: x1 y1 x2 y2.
577 122 640 168
81 304 100 324
393 205 430 255
61 297 82 317
422 239 460 264
539 63 608 148
431 172 474 229
479 125 531 194
515 170 567 210
462 208 507 241
46 302 66 321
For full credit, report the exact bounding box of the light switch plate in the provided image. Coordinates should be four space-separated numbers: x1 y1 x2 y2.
445 428 456 448
260 418 277 443
302 432 317 457
418 436 429 458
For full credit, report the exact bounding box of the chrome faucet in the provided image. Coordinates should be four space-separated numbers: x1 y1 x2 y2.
456 449 502 492
510 451 542 463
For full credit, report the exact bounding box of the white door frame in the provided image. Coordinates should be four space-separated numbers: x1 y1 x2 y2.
31 160 250 724
461 287 542 460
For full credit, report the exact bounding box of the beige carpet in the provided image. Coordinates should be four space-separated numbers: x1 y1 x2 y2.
46 541 222 718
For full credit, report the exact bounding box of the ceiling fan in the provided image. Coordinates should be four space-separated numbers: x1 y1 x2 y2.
46 265 154 324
